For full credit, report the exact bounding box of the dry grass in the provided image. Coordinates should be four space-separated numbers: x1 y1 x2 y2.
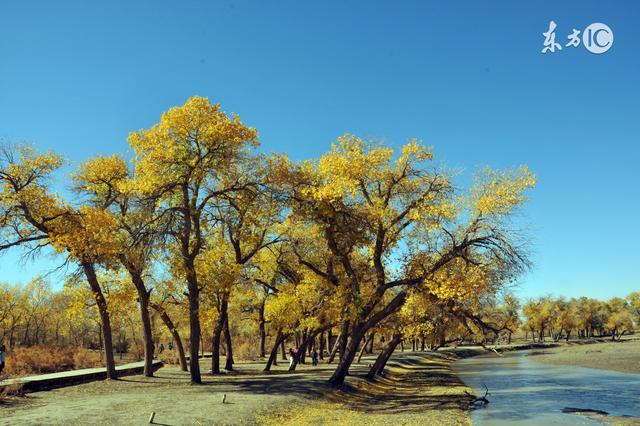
2 346 102 377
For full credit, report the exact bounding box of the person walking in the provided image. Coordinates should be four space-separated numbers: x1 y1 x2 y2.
288 347 296 368
311 349 319 366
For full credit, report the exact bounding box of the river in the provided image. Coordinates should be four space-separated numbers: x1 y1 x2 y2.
454 351 640 425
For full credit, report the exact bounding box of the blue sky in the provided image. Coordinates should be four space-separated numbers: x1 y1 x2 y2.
1 1 638 300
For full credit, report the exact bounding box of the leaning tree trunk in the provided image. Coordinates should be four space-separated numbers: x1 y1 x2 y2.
82 261 117 380
150 302 188 371
264 330 288 371
357 334 374 363
289 327 328 371
328 320 348 364
224 315 234 371
328 326 365 387
366 333 402 380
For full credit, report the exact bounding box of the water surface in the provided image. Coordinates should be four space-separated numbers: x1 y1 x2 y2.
454 351 640 425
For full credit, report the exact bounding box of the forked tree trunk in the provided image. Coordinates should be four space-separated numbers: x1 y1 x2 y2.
82 262 117 380
150 302 188 371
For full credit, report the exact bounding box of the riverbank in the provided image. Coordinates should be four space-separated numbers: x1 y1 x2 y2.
0 352 472 425
525 338 640 374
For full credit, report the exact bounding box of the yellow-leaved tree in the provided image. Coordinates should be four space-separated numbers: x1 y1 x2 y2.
275 134 535 386
128 96 258 383
0 144 122 378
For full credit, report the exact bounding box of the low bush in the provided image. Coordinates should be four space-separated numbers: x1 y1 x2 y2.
3 346 102 377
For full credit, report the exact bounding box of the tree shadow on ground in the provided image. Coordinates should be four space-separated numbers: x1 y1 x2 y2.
327 356 472 415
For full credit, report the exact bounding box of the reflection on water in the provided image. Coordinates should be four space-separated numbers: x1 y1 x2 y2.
454 351 640 425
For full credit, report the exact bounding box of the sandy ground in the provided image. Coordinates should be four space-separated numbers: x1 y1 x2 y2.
0 352 472 425
524 338 640 374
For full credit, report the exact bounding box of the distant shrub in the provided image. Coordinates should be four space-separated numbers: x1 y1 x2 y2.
72 348 102 369
234 340 258 361
129 342 145 361
3 346 101 377
158 349 181 366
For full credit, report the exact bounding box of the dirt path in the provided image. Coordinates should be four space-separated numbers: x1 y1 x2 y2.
0 352 471 425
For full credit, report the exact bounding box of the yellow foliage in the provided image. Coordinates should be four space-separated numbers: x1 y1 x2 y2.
128 96 258 194
470 165 536 216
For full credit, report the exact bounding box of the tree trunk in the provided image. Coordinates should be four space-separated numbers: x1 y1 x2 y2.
224 315 234 371
356 334 373 363
319 331 325 360
328 321 348 364
288 327 327 371
366 333 402 380
82 262 117 380
150 302 188 371
328 326 364 387
264 330 287 371
211 297 228 374
281 339 287 360
299 334 307 364
258 302 266 358
127 268 154 377
184 261 202 384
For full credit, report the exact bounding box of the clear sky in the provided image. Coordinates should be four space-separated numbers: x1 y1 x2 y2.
1 1 638 300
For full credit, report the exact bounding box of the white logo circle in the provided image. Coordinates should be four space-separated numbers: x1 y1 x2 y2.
582 23 614 54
